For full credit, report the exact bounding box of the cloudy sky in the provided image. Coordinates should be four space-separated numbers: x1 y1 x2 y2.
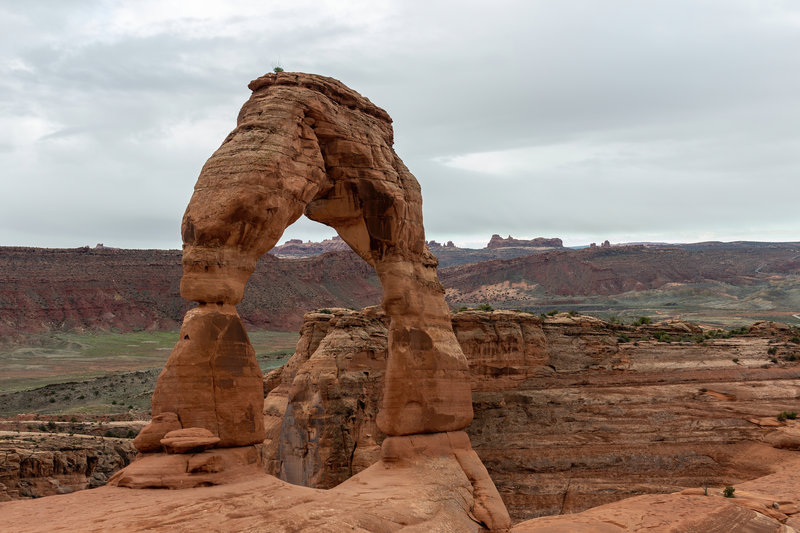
2 0 798 249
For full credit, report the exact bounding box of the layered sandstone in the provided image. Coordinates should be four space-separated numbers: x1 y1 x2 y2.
268 236 352 258
264 309 800 520
0 432 136 501
177 71 473 438
108 71 507 527
0 246 379 338
487 234 564 249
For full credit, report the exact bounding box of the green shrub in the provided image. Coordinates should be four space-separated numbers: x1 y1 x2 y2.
790 336 800 344
273 66 284 73
617 334 631 343
477 303 494 312
723 486 735 498
768 346 778 355
546 309 559 316
778 412 787 422
319 309 333 314
653 331 672 343
632 316 652 326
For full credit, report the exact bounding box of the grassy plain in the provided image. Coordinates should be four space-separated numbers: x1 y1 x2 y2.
0 329 299 394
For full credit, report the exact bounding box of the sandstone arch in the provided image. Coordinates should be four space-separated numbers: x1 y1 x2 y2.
145 72 474 449
107 72 510 530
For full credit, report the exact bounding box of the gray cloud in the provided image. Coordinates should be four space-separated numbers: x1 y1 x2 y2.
1 0 798 249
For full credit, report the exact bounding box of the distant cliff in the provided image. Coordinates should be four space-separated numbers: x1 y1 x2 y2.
3 242 800 338
486 234 563 249
268 236 351 258
0 247 380 339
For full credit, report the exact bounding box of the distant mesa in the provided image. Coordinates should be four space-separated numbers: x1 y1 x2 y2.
269 235 351 258
486 234 563 249
426 239 456 249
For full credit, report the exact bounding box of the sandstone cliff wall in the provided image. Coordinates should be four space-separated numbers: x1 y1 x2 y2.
0 247 379 338
0 433 136 501
264 309 800 520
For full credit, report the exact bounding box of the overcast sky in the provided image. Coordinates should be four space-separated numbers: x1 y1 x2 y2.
1 0 798 249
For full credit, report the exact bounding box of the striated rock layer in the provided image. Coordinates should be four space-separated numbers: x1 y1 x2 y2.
264 308 800 521
109 71 507 528
178 71 473 437
486 234 563 249
0 432 136 501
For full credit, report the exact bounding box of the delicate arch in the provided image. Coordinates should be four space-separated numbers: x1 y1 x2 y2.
176 72 472 436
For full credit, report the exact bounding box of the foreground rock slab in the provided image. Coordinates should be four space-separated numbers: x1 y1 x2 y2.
1 442 498 533
5 455 800 532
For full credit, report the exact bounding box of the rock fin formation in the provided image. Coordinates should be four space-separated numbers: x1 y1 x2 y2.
110 72 509 529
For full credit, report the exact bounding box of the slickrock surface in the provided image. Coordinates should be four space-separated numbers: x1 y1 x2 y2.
3 444 800 531
264 308 800 520
511 456 800 531
1 450 493 533
0 432 136 501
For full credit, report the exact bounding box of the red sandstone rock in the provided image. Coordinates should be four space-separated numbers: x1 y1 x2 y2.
108 445 263 490
269 235 352 258
178 71 473 437
108 72 503 526
146 305 265 448
133 412 181 453
486 234 563 249
263 307 800 521
160 428 220 454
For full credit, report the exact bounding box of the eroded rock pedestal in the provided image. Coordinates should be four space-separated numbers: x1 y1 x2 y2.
110 72 509 530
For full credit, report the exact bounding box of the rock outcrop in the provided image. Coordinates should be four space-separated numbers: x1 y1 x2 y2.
177 71 473 437
264 308 800 520
108 71 508 528
487 234 564 249
0 432 136 501
268 236 352 258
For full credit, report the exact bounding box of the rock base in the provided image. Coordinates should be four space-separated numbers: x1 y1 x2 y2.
108 445 263 490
